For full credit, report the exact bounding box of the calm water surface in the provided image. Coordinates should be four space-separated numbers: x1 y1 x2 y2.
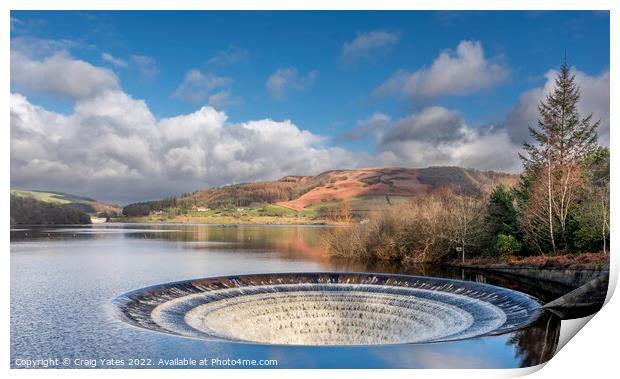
11 223 561 368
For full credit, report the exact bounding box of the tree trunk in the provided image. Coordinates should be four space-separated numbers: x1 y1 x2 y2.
547 154 556 254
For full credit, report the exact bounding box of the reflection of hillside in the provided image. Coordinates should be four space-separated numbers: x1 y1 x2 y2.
273 235 329 261
121 224 330 260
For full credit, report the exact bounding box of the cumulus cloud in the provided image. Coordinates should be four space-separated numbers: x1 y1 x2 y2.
17 41 595 205
381 107 465 144
11 50 119 100
357 107 521 173
505 68 610 146
377 128 521 173
342 30 400 62
172 69 233 105
11 89 359 204
266 68 317 100
131 54 158 79
9 51 356 203
340 112 391 142
208 45 250 65
206 90 237 109
376 40 508 99
11 36 80 59
101 52 128 68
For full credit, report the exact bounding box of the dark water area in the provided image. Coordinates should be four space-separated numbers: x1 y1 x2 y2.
11 223 562 368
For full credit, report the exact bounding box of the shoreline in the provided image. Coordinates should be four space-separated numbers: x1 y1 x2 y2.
113 215 350 226
446 252 609 270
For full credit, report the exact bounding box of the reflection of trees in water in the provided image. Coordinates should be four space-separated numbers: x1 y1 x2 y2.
510 312 561 367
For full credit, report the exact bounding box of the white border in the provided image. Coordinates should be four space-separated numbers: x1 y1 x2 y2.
3 1 616 379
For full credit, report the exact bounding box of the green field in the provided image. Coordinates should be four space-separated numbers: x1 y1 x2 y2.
10 189 118 215
299 195 413 216
10 190 87 204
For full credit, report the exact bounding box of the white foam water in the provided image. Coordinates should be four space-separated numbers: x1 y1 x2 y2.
114 273 541 346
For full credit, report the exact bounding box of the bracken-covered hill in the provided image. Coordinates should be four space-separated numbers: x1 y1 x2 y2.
166 166 517 212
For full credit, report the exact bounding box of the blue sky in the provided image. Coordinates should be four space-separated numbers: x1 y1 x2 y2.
10 11 610 203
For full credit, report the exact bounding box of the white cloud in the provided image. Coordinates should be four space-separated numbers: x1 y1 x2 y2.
342 30 399 62
381 106 465 144
17 43 594 205
172 69 233 105
131 55 158 79
208 45 249 65
11 50 119 100
341 112 391 141
10 17 24 31
101 52 128 68
505 68 610 146
358 107 522 173
376 127 521 173
207 90 237 109
376 40 508 99
11 36 80 59
9 50 352 203
11 89 359 203
266 68 317 100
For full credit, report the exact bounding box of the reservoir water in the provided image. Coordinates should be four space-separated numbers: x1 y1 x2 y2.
11 223 562 368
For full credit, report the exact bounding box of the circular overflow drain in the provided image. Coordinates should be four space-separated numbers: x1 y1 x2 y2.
113 272 542 346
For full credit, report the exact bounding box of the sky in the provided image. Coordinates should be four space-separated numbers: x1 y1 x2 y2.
9 11 610 204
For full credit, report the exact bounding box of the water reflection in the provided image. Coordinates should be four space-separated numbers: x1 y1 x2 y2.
11 223 564 368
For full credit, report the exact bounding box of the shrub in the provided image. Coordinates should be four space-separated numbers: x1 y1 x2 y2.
322 190 472 264
495 234 522 256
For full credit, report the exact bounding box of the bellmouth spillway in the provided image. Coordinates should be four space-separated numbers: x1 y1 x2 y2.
113 272 542 346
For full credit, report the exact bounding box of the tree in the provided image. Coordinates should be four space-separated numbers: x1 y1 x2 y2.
446 193 489 263
519 170 554 254
10 195 92 225
339 199 353 223
487 184 519 238
573 147 610 253
518 61 599 253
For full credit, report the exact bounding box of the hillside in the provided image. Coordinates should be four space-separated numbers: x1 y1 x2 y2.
122 167 517 221
181 166 516 211
10 195 92 225
10 189 122 216
275 167 516 211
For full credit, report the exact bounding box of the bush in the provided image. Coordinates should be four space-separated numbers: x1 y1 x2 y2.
322 191 466 264
495 234 522 256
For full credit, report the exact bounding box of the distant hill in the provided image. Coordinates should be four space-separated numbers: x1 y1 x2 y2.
10 189 122 216
276 167 516 211
122 166 517 217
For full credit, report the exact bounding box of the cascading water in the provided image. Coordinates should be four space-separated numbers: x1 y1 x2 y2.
113 272 542 346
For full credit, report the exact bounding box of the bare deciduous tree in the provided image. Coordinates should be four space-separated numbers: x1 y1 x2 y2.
445 193 489 263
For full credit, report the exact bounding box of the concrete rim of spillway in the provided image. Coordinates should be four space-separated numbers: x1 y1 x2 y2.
112 272 543 346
